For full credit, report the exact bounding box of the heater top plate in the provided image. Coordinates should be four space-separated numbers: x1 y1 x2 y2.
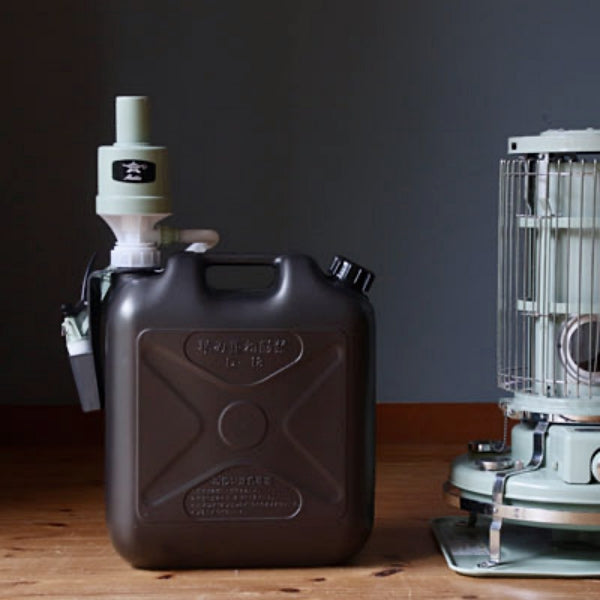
508 128 600 155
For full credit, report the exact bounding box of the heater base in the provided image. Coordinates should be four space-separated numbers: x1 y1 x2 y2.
432 516 600 577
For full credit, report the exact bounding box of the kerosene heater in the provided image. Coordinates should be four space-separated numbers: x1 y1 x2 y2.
433 129 600 576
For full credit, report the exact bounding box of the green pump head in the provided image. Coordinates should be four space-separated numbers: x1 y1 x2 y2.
96 96 171 267
95 96 218 267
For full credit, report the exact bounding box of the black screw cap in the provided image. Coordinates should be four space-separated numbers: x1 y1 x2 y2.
328 255 374 294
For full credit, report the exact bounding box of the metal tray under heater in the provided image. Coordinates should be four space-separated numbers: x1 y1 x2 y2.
435 129 600 577
432 517 600 577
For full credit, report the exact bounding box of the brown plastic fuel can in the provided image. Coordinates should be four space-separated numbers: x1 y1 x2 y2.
100 251 375 568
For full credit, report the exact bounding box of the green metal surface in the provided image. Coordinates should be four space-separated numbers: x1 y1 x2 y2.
450 454 600 506
432 516 600 577
450 422 600 506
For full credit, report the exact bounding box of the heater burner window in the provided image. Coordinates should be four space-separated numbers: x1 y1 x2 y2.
560 316 600 384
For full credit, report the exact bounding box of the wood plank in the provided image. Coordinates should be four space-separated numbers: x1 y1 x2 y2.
0 402 508 446
376 402 507 444
1 443 597 599
0 405 104 446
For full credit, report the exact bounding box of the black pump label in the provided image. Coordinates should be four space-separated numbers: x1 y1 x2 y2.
112 159 156 183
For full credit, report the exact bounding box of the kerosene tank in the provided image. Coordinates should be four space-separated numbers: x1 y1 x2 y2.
62 96 376 569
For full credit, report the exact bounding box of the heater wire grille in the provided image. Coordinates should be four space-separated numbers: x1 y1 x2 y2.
497 156 600 401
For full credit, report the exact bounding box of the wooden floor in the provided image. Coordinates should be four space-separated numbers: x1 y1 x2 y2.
1 437 598 599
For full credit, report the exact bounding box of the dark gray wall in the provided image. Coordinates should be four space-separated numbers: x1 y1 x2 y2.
2 1 599 405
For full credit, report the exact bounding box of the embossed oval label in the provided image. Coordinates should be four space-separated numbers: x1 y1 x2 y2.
184 466 302 520
184 331 302 384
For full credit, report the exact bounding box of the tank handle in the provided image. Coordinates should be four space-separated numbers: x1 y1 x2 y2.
195 253 285 293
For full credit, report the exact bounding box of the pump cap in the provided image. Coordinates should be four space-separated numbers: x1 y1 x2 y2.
328 255 374 294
